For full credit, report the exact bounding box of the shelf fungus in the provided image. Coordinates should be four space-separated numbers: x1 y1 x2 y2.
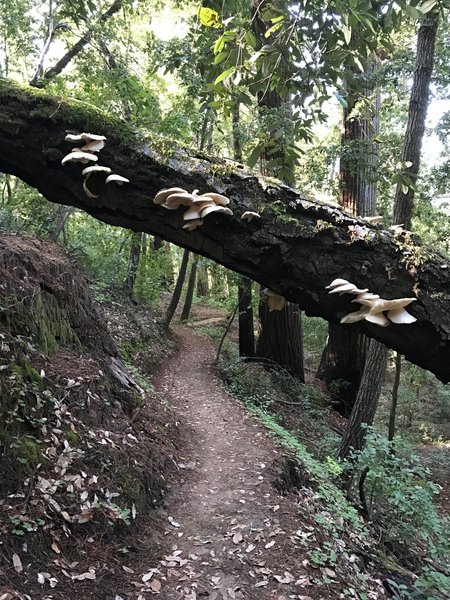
106 174 129 185
326 279 417 327
264 289 287 311
64 133 106 155
153 186 233 232
61 151 98 166
81 166 112 198
241 211 261 222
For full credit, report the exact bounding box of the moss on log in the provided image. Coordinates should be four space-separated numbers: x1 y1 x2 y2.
1 78 450 381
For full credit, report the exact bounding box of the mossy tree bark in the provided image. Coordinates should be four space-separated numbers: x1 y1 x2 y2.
2 79 450 381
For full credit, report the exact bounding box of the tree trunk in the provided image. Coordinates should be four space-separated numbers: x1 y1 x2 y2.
388 352 402 441
49 205 73 241
393 13 439 230
124 231 142 296
318 58 381 411
238 277 254 357
181 253 198 322
256 299 304 380
317 329 369 417
163 248 190 330
196 265 209 297
337 339 388 459
3 80 450 381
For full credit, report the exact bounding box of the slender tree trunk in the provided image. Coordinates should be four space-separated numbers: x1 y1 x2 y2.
393 13 439 229
124 231 142 296
337 339 388 459
49 205 73 241
389 353 402 441
29 0 56 86
181 254 198 322
238 277 254 357
163 248 190 330
256 300 304 380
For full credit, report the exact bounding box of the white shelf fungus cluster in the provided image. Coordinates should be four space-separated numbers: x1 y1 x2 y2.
62 133 129 198
153 187 233 232
326 278 417 327
153 187 262 232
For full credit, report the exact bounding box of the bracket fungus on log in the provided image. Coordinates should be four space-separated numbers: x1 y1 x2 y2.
326 279 417 327
153 186 232 232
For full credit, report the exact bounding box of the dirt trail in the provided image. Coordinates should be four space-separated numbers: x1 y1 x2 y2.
152 326 315 600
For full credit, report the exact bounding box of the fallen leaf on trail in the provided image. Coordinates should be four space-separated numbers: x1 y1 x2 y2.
228 588 236 599
77 510 94 523
294 576 311 585
272 505 280 512
246 544 255 553
142 572 155 582
232 532 243 544
265 540 275 549
168 516 181 528
322 567 336 578
73 570 96 581
0 594 14 600
274 572 294 584
38 573 45 584
13 553 23 573
122 565 135 573
211 576 221 585
255 580 269 587
150 579 161 592
51 542 61 554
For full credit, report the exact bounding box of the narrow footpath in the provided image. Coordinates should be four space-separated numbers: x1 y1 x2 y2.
150 326 321 600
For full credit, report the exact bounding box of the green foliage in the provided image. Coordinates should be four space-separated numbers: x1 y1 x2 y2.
344 429 450 596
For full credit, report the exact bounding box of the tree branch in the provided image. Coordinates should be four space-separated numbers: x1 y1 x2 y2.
1 78 450 381
33 0 123 87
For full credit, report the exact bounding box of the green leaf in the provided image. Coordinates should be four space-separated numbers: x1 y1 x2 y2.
208 100 223 109
417 0 438 14
213 51 229 65
247 145 263 168
342 25 352 46
245 30 258 49
335 93 348 109
197 6 221 28
214 66 236 84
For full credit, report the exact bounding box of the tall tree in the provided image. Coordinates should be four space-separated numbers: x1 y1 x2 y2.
318 56 384 416
164 249 190 330
393 12 439 229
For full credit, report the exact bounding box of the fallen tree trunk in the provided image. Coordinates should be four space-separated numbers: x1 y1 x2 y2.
1 78 450 381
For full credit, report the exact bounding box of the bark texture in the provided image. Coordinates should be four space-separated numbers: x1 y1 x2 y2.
164 249 190 330
1 80 450 380
393 14 439 229
256 301 304 379
181 254 198 322
337 339 388 459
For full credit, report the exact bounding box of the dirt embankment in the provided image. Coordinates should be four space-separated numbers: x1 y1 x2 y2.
0 233 179 599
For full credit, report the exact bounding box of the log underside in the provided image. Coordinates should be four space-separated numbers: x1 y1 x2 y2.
1 79 450 381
